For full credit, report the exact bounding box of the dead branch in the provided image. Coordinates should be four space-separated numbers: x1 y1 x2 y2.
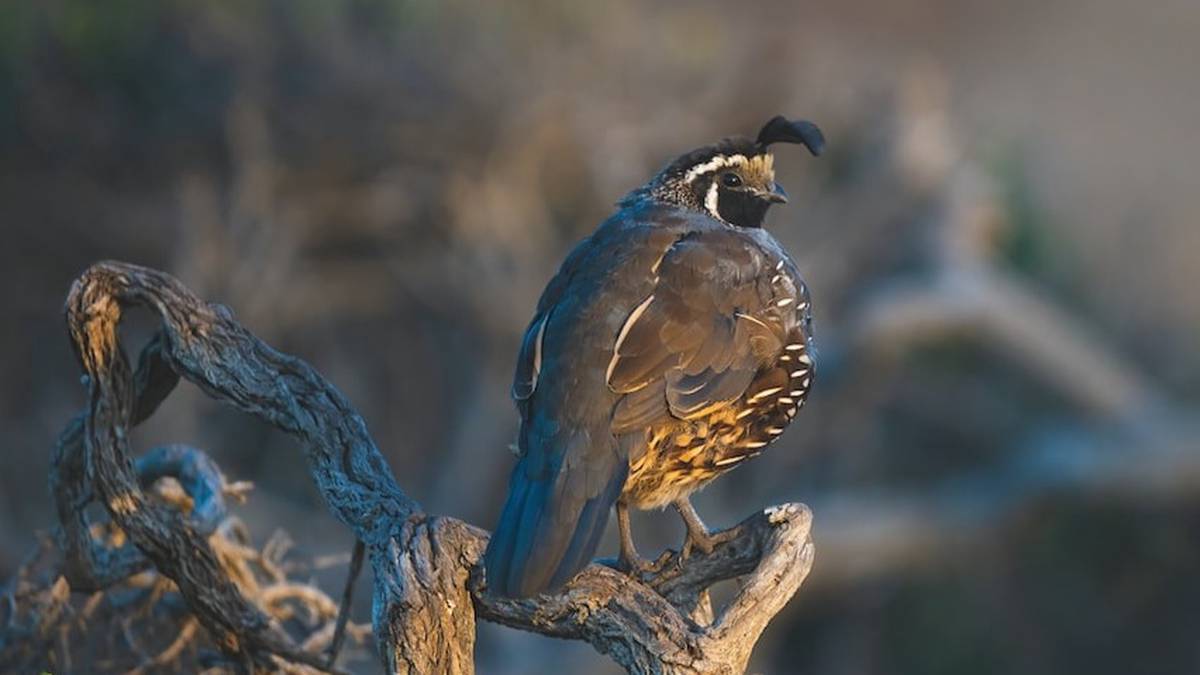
1 475 370 674
5 259 816 673
325 540 364 668
474 504 814 675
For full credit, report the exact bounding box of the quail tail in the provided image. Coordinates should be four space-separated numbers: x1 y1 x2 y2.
484 458 626 598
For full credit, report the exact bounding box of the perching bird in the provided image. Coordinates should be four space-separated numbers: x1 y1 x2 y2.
485 115 824 598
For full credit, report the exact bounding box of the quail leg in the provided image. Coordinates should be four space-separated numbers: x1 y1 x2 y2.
615 499 652 574
673 497 737 556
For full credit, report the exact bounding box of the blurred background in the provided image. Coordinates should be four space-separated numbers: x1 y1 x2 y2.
2 0 1199 672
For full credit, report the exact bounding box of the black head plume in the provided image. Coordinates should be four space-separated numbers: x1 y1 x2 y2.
755 116 825 157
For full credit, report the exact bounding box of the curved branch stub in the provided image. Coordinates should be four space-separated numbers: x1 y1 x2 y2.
701 504 814 673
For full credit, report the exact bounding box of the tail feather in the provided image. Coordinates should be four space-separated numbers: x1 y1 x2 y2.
485 458 625 598
547 469 625 589
482 463 529 594
503 473 553 594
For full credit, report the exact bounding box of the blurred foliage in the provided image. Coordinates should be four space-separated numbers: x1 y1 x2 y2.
988 149 1084 302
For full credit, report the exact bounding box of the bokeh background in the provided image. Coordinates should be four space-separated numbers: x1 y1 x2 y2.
3 1 1199 672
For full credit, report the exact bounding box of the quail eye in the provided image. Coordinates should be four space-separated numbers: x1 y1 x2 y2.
720 172 743 188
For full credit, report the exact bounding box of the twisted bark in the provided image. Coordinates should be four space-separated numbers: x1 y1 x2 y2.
27 260 814 673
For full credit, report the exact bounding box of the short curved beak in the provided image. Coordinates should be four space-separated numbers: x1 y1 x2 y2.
760 182 788 204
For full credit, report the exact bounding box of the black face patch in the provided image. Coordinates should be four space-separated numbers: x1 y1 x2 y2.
716 187 771 229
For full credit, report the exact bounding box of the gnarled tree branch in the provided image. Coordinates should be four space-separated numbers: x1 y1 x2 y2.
35 260 814 673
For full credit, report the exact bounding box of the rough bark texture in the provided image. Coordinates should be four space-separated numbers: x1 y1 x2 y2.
11 260 815 674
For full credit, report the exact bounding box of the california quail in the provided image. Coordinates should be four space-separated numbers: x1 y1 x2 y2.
485 115 824 598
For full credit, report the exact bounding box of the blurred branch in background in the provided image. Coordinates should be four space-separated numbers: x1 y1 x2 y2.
810 420 1199 586
779 68 1194 588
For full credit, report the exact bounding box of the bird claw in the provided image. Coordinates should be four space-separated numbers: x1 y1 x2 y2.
617 551 655 578
681 528 737 559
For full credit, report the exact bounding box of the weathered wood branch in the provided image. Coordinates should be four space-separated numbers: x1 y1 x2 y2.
1 455 370 673
475 504 814 674
50 332 182 593
33 260 814 673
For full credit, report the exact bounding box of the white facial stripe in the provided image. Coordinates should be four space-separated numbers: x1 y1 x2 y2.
684 153 749 183
704 181 721 220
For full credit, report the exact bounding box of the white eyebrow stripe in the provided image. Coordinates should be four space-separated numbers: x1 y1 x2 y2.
685 153 748 183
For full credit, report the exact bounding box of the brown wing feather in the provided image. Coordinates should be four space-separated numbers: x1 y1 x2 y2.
606 230 788 426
